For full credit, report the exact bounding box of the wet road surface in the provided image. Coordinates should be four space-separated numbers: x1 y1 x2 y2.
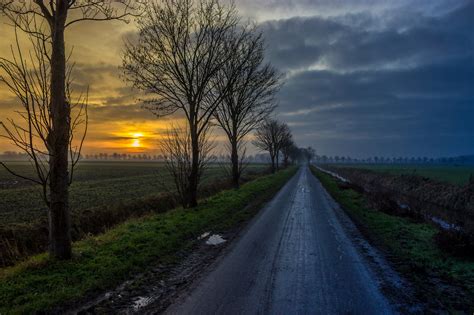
166 166 394 314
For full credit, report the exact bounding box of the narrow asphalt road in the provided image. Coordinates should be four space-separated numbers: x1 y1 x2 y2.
166 166 394 314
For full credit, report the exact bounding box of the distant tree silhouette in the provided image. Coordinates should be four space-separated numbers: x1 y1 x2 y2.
253 119 291 173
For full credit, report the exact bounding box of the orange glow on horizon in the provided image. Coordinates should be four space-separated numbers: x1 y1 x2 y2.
131 133 144 148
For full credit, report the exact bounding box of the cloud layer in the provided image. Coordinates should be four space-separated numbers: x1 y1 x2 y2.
0 0 472 157
257 0 473 157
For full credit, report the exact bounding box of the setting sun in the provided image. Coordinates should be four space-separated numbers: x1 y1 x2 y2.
131 133 143 148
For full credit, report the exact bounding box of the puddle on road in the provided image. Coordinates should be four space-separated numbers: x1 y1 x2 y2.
206 234 226 245
133 296 154 310
198 232 211 240
298 186 310 193
197 232 226 245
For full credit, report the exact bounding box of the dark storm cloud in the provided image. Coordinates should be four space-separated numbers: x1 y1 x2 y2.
237 0 466 22
258 1 474 157
260 2 473 72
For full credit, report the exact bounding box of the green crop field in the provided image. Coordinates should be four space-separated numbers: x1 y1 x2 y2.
0 161 267 226
333 164 474 186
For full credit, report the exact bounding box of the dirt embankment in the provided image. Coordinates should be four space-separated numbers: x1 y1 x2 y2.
323 166 474 254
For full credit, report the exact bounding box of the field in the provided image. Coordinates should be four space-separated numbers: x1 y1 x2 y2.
0 161 267 226
332 164 474 186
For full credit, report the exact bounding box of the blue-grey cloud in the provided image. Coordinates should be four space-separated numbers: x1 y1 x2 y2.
238 0 469 22
257 0 474 158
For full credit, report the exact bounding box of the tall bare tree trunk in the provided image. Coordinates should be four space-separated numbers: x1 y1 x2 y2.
230 138 240 188
188 120 199 208
276 152 280 171
48 10 71 260
270 153 276 173
1 0 139 262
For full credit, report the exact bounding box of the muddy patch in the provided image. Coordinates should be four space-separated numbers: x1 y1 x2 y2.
71 230 238 314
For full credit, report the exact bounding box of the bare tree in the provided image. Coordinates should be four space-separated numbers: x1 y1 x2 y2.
301 146 315 164
0 29 88 206
161 124 214 208
0 0 142 260
213 25 280 188
122 0 242 207
286 143 302 165
281 136 295 168
275 122 291 170
218 139 249 185
253 119 291 173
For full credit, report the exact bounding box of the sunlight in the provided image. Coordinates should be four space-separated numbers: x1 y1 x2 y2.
131 133 143 148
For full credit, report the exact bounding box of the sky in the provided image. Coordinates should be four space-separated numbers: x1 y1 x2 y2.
0 0 473 158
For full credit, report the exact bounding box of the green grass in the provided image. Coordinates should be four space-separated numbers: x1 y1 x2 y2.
311 166 474 310
333 164 474 186
0 167 296 314
0 161 267 225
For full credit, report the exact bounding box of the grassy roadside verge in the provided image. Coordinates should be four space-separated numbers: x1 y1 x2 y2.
0 166 267 268
0 167 297 314
310 166 474 312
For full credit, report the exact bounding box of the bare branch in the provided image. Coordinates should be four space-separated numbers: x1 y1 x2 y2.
161 123 215 207
252 119 291 173
0 23 88 207
122 0 238 206
65 0 145 27
212 23 281 185
0 1 144 30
